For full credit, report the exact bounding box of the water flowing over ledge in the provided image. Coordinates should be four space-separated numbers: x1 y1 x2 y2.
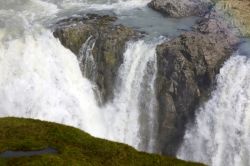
178 52 250 166
102 40 159 152
0 30 161 152
1 0 250 165
0 0 161 152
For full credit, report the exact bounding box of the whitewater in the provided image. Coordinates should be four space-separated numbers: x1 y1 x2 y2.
0 0 160 152
2 0 250 165
178 51 250 166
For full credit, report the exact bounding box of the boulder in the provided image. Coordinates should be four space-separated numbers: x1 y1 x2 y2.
155 16 239 155
148 0 213 17
53 14 139 103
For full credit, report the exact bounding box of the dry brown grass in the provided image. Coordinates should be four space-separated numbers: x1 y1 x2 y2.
216 0 250 36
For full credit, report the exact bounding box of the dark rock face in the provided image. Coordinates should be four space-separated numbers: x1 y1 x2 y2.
53 13 239 157
53 14 139 102
155 16 239 155
148 0 213 17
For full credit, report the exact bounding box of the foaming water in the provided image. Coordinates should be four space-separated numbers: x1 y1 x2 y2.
177 54 250 166
103 40 159 152
0 32 160 151
49 0 150 11
0 31 160 151
0 31 106 138
0 0 162 152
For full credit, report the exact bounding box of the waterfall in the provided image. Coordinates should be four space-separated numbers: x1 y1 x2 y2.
0 31 159 151
0 30 106 138
104 40 159 152
0 0 159 153
177 54 250 166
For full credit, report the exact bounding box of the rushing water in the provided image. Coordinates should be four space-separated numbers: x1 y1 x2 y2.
103 40 160 152
0 0 171 152
6 0 250 164
178 40 250 166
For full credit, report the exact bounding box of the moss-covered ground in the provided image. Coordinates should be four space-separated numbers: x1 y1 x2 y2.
0 117 204 166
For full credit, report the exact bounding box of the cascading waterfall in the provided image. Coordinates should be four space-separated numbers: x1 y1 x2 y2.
0 0 159 153
178 54 250 166
0 30 106 138
104 41 159 152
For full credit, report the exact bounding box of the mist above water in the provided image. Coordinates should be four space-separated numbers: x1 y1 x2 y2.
2 1 250 165
0 0 165 152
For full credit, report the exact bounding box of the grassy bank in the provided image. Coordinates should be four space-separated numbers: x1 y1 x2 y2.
0 117 204 166
216 0 250 36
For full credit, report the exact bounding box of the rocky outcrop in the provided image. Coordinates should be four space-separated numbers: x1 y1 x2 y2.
148 0 213 17
53 14 139 103
155 15 239 155
53 12 239 157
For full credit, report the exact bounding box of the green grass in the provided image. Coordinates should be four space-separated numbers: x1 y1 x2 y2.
0 117 204 166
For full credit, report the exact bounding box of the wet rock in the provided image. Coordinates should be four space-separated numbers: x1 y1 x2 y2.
155 15 239 155
53 14 139 103
148 0 213 17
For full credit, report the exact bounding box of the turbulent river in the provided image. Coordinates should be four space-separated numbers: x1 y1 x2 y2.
1 0 250 166
177 40 250 166
0 0 196 153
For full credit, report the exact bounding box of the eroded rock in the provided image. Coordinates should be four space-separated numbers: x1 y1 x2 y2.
53 12 239 157
155 15 239 155
53 14 139 103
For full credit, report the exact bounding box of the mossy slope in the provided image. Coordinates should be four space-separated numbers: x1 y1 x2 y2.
0 117 204 166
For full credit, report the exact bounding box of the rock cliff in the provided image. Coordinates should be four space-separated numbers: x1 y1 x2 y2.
53 14 139 103
53 10 239 156
155 14 238 155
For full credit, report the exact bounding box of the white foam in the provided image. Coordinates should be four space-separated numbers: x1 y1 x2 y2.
103 40 158 151
0 30 106 138
0 0 159 153
54 0 150 12
178 55 250 166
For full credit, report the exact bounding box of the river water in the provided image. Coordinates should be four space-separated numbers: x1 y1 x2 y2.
1 0 250 165
0 0 197 153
